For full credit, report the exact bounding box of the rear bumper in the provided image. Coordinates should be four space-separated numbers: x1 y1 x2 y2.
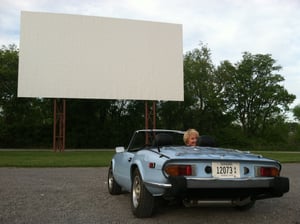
166 176 289 200
185 176 289 189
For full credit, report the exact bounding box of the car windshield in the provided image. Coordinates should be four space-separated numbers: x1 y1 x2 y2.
127 130 184 151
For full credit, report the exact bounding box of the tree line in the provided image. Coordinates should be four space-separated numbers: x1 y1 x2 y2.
1 44 300 150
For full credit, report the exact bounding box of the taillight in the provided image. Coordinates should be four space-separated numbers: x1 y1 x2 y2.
256 167 280 177
164 164 193 176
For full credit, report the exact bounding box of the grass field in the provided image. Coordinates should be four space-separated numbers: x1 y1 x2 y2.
0 151 115 167
0 150 299 167
255 151 300 163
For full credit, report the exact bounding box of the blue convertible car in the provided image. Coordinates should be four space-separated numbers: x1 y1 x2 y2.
108 129 289 218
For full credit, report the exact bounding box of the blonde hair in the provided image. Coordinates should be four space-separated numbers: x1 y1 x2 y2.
183 128 199 145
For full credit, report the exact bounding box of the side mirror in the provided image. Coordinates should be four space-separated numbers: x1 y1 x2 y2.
115 146 125 153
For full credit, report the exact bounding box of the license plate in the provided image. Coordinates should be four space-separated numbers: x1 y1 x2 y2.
212 162 240 178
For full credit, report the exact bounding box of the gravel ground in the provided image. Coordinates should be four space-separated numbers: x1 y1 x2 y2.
0 164 299 224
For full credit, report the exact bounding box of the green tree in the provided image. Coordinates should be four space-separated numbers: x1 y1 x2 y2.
293 104 300 121
0 43 297 150
160 44 217 131
0 45 53 148
157 100 185 130
290 105 300 147
217 52 295 137
66 99 145 148
182 44 230 133
159 44 234 136
0 45 18 106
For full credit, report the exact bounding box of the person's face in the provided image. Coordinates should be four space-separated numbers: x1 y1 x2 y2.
187 134 197 146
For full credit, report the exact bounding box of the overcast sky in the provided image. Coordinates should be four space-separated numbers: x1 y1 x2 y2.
1 0 299 112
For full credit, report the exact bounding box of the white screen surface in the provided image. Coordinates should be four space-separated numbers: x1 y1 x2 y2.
18 11 183 101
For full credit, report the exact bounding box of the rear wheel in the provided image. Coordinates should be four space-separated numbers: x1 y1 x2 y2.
131 168 155 218
108 164 122 195
235 199 256 211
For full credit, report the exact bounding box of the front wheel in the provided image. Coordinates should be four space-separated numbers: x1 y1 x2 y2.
108 164 122 195
131 168 155 218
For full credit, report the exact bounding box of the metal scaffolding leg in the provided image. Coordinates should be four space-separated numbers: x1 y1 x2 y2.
145 101 156 129
53 99 66 152
145 101 156 144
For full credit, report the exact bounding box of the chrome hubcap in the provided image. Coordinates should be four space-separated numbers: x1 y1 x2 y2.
108 169 113 189
132 176 141 208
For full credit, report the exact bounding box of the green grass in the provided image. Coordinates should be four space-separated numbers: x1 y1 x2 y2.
255 151 300 163
0 151 115 167
0 150 299 167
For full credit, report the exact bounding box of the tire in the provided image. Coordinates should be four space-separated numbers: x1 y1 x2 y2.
235 200 256 211
131 168 155 218
107 164 122 195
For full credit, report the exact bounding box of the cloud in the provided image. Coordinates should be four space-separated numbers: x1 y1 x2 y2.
1 0 299 108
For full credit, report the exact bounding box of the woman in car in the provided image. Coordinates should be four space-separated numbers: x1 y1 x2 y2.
183 128 199 146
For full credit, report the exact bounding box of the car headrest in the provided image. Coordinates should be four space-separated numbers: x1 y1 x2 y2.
197 135 216 147
153 133 173 147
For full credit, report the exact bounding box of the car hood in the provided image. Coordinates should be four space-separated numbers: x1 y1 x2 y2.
157 146 273 163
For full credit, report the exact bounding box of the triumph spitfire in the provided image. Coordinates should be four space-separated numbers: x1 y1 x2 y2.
107 129 289 218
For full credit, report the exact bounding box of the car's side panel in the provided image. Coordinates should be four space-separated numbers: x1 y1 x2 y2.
113 151 135 192
131 150 169 195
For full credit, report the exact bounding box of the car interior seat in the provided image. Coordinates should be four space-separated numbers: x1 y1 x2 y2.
197 135 216 147
153 133 173 147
